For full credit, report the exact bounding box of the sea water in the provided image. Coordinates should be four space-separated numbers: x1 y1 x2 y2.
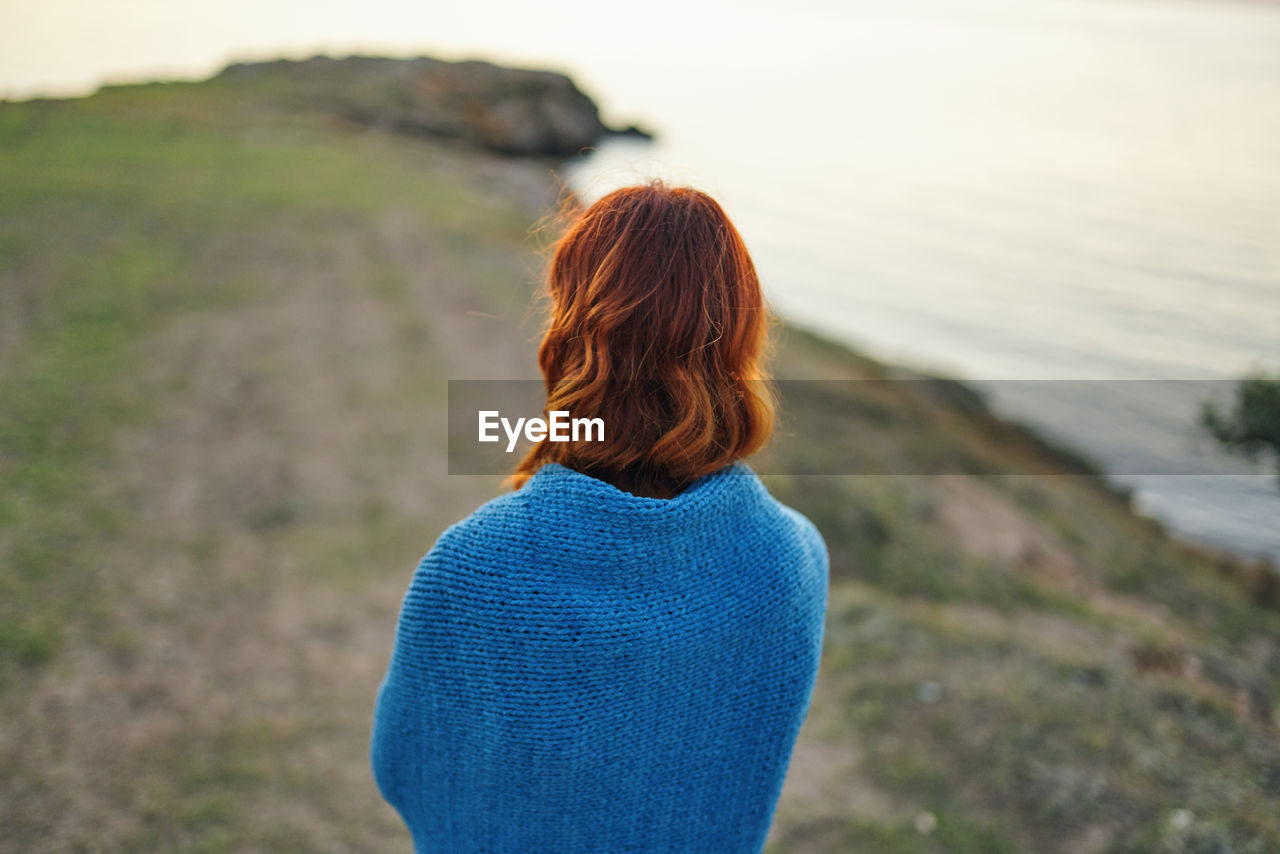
562 0 1280 562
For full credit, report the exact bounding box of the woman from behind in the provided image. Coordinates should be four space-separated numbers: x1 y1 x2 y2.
371 181 828 853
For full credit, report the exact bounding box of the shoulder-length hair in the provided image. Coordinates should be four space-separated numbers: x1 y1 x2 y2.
512 181 776 498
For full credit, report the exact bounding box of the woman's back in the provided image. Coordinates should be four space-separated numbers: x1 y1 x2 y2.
372 181 828 851
371 462 827 853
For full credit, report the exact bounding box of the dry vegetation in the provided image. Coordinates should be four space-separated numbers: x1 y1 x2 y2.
1 73 1277 853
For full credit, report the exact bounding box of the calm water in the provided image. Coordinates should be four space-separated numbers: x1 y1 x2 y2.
4 0 1278 559
561 0 1280 562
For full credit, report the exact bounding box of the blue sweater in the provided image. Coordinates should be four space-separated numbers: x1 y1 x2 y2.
370 462 828 853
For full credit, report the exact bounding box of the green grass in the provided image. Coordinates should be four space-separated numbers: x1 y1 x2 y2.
799 574 1280 853
4 70 1280 853
0 75 547 851
0 235 181 675
0 84 532 684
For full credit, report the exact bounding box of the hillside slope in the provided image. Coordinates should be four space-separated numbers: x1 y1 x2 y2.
1 61 1277 853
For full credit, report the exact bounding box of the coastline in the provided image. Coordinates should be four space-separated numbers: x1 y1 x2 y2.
765 322 1276 573
2 58 1278 852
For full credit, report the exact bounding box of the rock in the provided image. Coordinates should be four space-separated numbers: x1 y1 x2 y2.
217 54 652 157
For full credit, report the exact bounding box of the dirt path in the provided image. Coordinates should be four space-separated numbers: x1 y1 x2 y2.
1 138 557 850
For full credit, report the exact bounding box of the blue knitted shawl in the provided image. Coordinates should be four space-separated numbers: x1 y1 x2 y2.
371 462 828 853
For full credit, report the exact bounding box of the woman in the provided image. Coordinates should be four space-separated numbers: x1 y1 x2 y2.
371 182 828 853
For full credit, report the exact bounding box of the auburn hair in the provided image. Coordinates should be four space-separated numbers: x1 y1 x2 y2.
511 181 776 498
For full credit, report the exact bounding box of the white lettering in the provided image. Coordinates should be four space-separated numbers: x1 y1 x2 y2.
480 410 607 452
548 410 570 441
478 411 500 443
525 417 548 444
573 417 605 442
502 417 525 453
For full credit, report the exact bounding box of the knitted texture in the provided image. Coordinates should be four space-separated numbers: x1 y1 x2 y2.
370 462 828 853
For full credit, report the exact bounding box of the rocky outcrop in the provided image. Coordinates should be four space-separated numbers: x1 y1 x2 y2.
217 54 650 157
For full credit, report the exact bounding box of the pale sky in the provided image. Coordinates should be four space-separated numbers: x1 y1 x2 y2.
0 0 864 114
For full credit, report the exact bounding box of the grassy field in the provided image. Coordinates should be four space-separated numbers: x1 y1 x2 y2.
2 70 1278 853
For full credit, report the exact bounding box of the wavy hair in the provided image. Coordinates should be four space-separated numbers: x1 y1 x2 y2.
512 181 776 498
